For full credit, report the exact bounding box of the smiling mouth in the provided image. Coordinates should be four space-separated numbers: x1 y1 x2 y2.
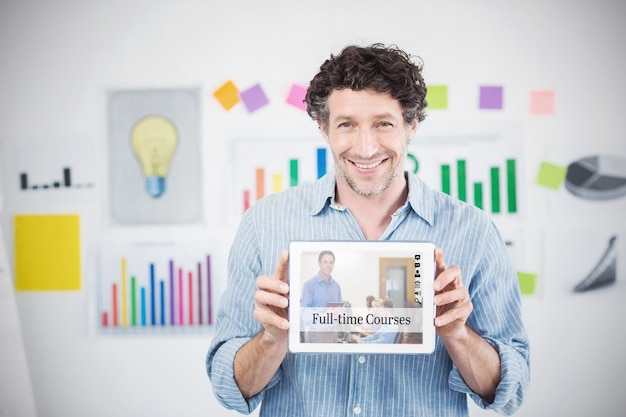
352 159 385 169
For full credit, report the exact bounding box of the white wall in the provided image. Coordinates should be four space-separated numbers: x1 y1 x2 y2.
1 1 625 416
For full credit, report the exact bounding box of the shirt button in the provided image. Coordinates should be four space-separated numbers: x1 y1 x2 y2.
353 405 362 415
358 355 366 364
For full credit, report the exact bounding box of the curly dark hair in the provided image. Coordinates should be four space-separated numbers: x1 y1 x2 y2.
305 43 428 130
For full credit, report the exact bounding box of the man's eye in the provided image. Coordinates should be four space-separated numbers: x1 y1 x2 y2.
338 122 352 128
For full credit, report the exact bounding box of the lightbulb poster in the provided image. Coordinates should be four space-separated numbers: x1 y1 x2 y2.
107 88 203 225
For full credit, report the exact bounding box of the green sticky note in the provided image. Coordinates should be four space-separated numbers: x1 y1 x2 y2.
536 161 567 190
426 85 448 109
517 272 538 295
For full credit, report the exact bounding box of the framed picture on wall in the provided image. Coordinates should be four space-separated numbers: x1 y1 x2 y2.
106 87 203 225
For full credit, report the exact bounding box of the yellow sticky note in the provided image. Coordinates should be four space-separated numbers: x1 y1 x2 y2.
426 85 448 109
14 214 81 291
517 271 538 296
213 80 240 111
536 161 568 190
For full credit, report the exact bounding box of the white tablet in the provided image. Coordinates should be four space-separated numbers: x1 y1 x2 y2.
288 240 436 354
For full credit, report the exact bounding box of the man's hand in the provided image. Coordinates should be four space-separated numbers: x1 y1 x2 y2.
234 250 291 399
432 247 500 402
253 250 291 341
433 248 473 341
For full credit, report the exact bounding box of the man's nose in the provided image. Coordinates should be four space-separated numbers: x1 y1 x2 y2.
353 128 378 157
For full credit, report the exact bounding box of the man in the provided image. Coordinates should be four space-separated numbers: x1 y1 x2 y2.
207 43 530 416
300 250 343 343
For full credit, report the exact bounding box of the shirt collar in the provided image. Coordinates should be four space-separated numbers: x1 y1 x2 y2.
309 170 434 226
309 172 339 216
314 273 335 284
406 172 435 226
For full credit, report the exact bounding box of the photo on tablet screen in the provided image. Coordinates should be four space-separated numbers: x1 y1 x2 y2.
288 241 436 354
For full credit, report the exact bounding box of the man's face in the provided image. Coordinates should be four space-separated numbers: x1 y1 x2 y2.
318 254 335 277
320 89 417 197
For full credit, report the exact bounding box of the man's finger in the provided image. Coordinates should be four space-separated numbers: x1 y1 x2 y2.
274 250 290 284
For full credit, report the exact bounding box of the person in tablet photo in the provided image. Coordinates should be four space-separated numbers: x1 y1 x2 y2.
207 43 530 417
300 250 343 343
351 298 399 344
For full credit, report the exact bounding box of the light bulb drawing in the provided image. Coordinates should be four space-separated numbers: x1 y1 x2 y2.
130 115 179 198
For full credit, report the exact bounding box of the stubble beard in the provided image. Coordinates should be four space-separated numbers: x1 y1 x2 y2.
334 153 401 197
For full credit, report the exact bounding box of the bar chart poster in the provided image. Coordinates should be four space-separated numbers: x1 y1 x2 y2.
97 238 215 335
407 122 524 219
229 134 333 222
2 142 97 208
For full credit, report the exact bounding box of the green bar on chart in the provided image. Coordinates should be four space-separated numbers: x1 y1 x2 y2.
473 182 483 210
457 160 467 202
506 159 517 213
441 165 451 195
290 159 299 187
490 167 500 213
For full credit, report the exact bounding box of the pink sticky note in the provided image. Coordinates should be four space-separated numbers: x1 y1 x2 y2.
286 84 307 111
240 83 269 113
530 90 555 115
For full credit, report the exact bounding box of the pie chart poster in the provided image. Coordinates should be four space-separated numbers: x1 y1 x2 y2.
543 143 626 217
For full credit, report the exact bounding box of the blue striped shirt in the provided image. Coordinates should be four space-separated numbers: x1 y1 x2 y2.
206 171 530 417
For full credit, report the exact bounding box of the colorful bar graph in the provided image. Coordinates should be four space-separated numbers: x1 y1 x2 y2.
433 158 517 214
406 126 522 218
98 240 214 334
240 145 330 213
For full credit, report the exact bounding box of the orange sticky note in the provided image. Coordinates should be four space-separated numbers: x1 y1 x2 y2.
14 214 81 291
213 80 240 111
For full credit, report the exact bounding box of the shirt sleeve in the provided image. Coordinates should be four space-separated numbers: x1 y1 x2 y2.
448 220 531 415
205 210 283 414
